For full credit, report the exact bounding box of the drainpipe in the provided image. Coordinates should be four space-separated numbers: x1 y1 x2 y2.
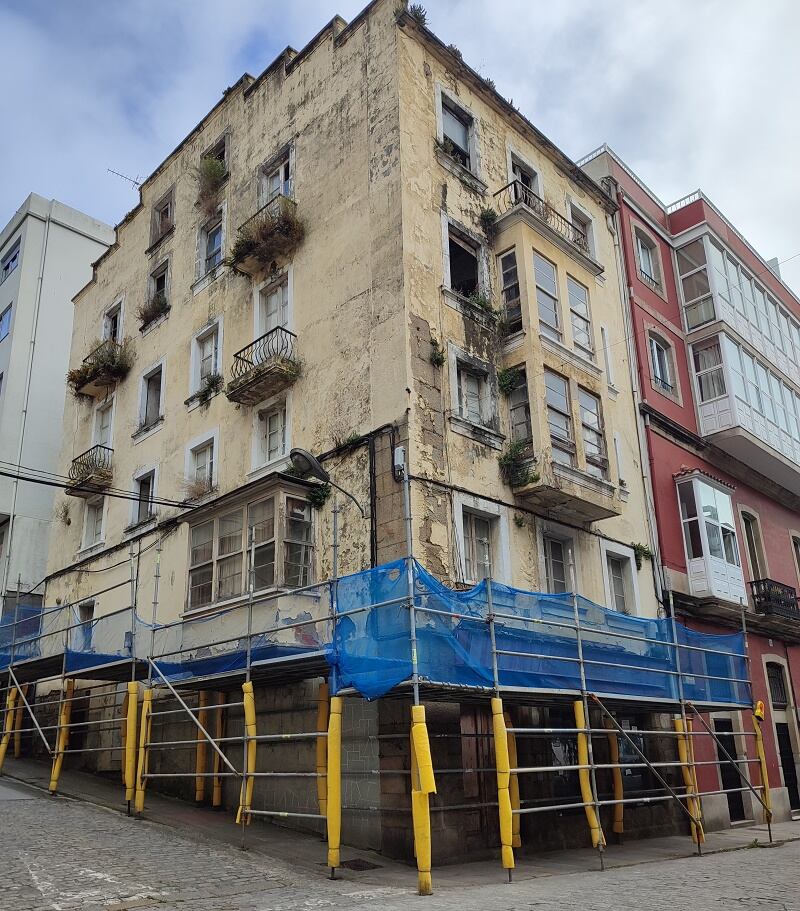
607 185 665 607
2 201 54 600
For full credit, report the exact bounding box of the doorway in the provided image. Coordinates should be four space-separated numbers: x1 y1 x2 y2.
775 722 800 810
713 718 747 822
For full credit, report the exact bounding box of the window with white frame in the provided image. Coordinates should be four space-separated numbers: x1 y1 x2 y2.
194 324 219 389
134 471 155 525
94 401 113 448
1 244 19 283
202 213 223 274
151 190 174 243
508 368 532 444
740 511 766 581
692 340 725 402
569 205 592 256
84 497 104 548
441 97 473 171
139 365 163 431
499 250 522 333
259 277 289 334
544 369 574 466
635 229 660 287
448 229 480 299
191 439 215 491
676 239 714 329
457 363 489 426
103 302 122 342
462 509 493 583
258 401 287 464
262 153 292 203
534 253 560 340
607 555 629 613
579 388 607 478
0 305 12 342
511 156 537 204
648 334 674 393
284 497 314 587
567 276 593 357
677 477 740 568
150 260 169 306
543 535 569 593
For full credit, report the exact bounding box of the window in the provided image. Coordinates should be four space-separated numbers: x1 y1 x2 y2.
207 136 227 169
545 369 574 465
544 536 569 593
677 478 740 568
441 98 472 170
260 278 289 334
0 305 12 342
259 402 287 463
188 492 313 609
511 157 537 204
767 663 789 709
197 326 219 383
134 471 155 525
448 230 479 298
534 253 560 340
649 335 673 393
103 303 122 342
203 215 223 273
567 276 593 356
693 340 725 402
152 191 173 242
263 155 292 203
192 440 214 490
84 497 104 548
607 556 628 613
457 364 486 425
150 261 168 304
740 512 765 581
600 326 615 387
139 365 163 430
463 510 493 582
94 401 113 448
77 601 94 651
635 230 660 287
508 369 532 444
793 536 800 584
499 250 522 333
579 389 607 478
676 239 714 329
569 206 592 255
1 244 19 283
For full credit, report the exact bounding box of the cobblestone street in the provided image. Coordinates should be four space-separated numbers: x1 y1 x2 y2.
2 777 799 911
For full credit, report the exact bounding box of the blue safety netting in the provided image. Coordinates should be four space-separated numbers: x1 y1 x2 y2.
0 604 52 669
63 610 144 673
330 559 750 706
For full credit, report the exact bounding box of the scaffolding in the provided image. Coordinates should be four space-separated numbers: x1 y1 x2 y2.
0 476 774 896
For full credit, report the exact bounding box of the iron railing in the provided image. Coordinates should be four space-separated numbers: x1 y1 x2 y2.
750 578 800 620
652 375 674 394
83 338 121 368
639 269 661 291
493 180 590 255
237 193 297 238
68 445 113 483
230 326 297 382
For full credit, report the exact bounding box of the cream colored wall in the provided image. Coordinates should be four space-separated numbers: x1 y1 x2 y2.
45 0 407 619
397 27 658 614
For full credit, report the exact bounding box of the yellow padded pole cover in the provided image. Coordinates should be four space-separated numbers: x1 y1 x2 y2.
0 686 19 772
504 710 521 848
573 700 605 848
49 680 75 794
410 704 434 896
491 698 515 871
674 718 704 844
603 717 624 835
752 701 773 824
124 682 138 802
135 689 153 815
13 685 27 760
316 681 329 818
195 691 209 803
212 691 226 808
326 695 343 870
236 681 257 825
120 690 129 784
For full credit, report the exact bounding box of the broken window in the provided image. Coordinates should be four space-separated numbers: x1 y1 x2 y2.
441 98 472 170
448 231 479 298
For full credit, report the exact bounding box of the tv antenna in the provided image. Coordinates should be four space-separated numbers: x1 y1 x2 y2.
107 168 142 189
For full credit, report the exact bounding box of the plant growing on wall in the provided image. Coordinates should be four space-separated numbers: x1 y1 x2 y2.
478 206 498 242
227 202 305 273
466 289 495 315
194 372 223 407
429 337 445 367
182 476 215 501
497 366 521 397
307 483 332 509
135 291 170 330
632 542 654 570
67 338 133 396
498 441 538 488
55 501 71 526
195 156 227 216
407 4 427 26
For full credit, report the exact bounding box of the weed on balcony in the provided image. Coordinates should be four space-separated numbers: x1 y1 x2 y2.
136 291 170 331
195 156 227 217
67 338 133 396
228 200 305 274
499 440 538 488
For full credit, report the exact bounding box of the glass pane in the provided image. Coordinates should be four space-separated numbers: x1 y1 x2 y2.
682 519 703 559
188 566 213 608
682 270 710 302
284 543 312 587
217 555 242 600
706 522 723 559
442 104 469 154
534 255 557 296
286 498 312 542
677 482 697 519
698 482 719 522
190 521 214 566
722 528 739 567
676 239 707 275
248 498 275 545
697 368 726 401
252 542 275 590
218 511 243 556
546 539 567 593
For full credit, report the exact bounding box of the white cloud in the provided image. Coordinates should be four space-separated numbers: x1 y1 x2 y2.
1 0 797 289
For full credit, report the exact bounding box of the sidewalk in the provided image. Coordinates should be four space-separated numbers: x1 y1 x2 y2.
3 756 799 892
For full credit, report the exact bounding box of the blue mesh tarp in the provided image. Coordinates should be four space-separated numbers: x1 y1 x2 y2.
329 559 749 705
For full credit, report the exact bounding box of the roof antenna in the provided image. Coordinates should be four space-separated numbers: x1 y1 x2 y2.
107 168 142 188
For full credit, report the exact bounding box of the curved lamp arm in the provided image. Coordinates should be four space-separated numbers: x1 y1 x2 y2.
328 480 368 519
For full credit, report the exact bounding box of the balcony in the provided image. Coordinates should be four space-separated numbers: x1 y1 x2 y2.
66 445 113 498
511 457 621 523
225 326 300 405
493 181 603 275
750 579 800 621
227 195 304 278
67 339 131 398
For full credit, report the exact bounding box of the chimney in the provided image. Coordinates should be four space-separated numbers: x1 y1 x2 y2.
767 257 782 279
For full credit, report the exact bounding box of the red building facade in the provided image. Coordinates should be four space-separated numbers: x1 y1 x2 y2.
583 147 800 828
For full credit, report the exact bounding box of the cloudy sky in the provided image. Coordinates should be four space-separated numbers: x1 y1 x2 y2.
2 0 798 289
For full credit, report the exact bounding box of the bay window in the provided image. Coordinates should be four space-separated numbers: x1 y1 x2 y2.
677 477 740 571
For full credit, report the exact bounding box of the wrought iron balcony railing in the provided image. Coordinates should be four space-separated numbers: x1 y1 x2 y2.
493 180 590 256
750 578 800 621
67 445 113 494
226 325 299 405
230 326 296 381
639 269 661 291
652 375 674 394
83 338 121 369
237 193 296 238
